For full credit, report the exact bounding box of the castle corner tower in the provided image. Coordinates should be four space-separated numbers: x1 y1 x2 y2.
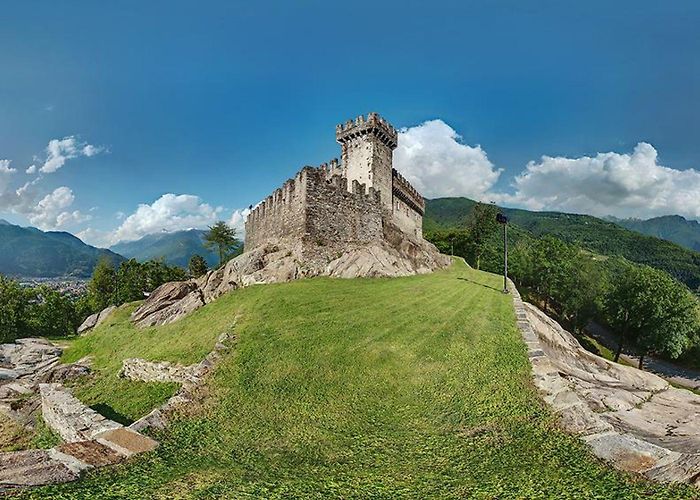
336 112 398 213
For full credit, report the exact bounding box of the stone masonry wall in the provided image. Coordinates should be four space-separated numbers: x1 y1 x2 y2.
337 113 397 214
391 169 424 239
244 166 383 261
244 168 308 251
302 167 383 267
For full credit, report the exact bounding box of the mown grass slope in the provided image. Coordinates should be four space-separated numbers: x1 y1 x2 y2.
24 260 696 498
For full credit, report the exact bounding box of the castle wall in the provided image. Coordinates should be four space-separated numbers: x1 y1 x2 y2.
392 197 422 238
391 169 425 238
244 166 383 263
245 113 427 258
244 169 308 251
302 168 383 266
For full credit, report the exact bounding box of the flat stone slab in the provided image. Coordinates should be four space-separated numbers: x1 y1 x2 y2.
0 449 78 491
57 440 124 467
96 427 158 457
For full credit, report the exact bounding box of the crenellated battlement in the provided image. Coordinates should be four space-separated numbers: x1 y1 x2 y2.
335 112 398 149
392 169 425 215
245 112 424 254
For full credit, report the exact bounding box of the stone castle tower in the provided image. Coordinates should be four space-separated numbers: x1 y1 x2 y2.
336 113 397 214
244 113 426 265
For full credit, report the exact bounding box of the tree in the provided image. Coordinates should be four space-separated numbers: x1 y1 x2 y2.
188 254 208 278
26 286 79 338
466 202 499 270
0 275 29 343
204 221 239 266
87 256 117 311
605 263 700 369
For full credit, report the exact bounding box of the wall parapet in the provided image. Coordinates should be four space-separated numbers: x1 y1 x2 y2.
392 169 425 215
335 112 398 149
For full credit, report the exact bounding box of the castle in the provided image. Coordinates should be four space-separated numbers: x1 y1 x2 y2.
244 113 429 266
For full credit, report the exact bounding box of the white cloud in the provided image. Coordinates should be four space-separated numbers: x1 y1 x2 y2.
0 160 15 174
75 227 110 248
26 186 91 230
39 136 105 173
394 119 502 200
109 193 223 245
229 207 251 234
0 160 17 193
500 142 700 220
26 164 37 174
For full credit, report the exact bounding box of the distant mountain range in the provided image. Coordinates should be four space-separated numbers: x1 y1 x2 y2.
424 198 700 291
0 219 124 278
606 215 700 253
110 229 219 268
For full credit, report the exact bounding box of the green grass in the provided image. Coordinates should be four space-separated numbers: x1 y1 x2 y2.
22 261 697 498
0 415 61 452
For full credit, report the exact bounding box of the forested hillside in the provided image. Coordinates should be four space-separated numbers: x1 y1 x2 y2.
110 229 219 268
424 198 700 291
609 215 700 253
0 220 124 278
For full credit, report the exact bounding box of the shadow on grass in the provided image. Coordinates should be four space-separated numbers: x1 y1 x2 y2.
91 404 134 426
457 277 503 293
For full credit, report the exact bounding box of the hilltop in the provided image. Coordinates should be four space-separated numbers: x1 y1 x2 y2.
0 220 124 278
17 261 694 498
110 229 221 268
609 215 700 253
425 198 700 291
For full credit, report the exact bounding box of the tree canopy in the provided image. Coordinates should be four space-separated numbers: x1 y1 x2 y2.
204 221 240 266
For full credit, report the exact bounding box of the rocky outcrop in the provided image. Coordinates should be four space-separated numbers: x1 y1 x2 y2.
511 282 700 487
0 383 158 493
133 237 449 328
0 338 90 426
77 305 117 334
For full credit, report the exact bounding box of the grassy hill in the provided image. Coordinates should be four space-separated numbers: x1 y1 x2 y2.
23 261 693 498
0 220 124 278
425 198 700 291
110 229 220 268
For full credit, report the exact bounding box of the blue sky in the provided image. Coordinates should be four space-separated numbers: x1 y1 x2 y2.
1 1 699 246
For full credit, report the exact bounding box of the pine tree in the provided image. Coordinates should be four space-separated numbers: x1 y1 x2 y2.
204 221 239 266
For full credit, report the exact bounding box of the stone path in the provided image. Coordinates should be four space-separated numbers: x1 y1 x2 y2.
510 281 700 488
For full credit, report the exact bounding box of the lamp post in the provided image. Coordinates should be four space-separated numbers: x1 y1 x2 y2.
496 212 508 293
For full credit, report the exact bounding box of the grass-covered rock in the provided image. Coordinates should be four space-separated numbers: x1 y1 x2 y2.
23 260 697 498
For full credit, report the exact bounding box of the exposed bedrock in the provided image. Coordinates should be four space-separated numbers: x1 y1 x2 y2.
512 284 700 487
0 338 90 426
77 305 117 335
132 232 449 328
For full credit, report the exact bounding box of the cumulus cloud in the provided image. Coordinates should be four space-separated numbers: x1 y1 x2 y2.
501 143 700 220
0 160 17 193
39 136 105 173
229 207 251 234
75 227 110 248
26 186 91 229
0 160 15 174
109 193 223 244
26 165 37 174
394 119 501 200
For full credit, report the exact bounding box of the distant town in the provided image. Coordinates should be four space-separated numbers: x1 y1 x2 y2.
17 277 88 298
